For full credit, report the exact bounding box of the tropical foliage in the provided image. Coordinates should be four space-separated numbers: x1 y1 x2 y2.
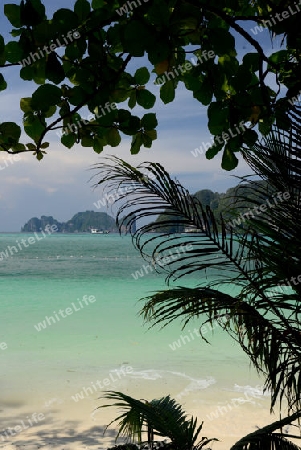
100 391 217 450
1 0 301 168
94 106 301 448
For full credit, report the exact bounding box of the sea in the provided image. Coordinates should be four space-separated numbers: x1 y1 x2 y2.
0 232 272 450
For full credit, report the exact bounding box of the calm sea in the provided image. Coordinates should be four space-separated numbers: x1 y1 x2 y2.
0 233 270 448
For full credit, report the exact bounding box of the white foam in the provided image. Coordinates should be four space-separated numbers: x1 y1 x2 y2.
232 384 269 397
125 368 216 388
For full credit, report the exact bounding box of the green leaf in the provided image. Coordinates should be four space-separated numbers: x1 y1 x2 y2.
141 113 158 130
0 122 21 145
31 84 62 111
32 59 47 84
40 142 49 149
128 91 137 109
44 105 57 118
10 29 22 38
124 21 153 57
45 53 65 84
206 142 223 159
122 116 141 135
142 133 153 148
106 128 121 147
26 143 36 150
193 78 213 105
20 97 32 113
33 21 56 43
24 115 45 142
221 146 239 171
243 53 260 72
118 109 131 124
20 65 35 81
74 0 90 21
36 151 44 161
20 0 45 26
208 102 229 135
208 28 235 56
91 0 105 9
0 74 7 92
144 129 157 141
12 143 26 152
131 132 143 154
136 89 156 109
68 86 87 106
160 81 175 104
4 4 21 28
0 35 5 55
134 67 150 85
5 41 23 64
52 9 79 33
93 137 104 154
81 136 94 147
269 50 288 65
61 133 76 148
242 129 258 146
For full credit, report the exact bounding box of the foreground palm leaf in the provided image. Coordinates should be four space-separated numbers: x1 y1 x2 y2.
100 391 216 450
94 144 301 417
94 115 301 448
230 410 301 450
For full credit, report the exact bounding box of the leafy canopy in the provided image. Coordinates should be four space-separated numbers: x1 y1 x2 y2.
1 0 301 167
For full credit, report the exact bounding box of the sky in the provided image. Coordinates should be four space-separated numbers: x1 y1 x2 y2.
0 0 276 231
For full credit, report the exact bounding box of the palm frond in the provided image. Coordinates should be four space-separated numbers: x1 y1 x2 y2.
231 409 301 450
93 156 259 287
100 391 217 450
94 155 301 412
139 285 301 411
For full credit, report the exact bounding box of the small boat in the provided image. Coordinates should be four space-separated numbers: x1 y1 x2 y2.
91 228 104 234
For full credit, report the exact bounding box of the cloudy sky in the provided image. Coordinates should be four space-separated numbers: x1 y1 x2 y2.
0 1 275 231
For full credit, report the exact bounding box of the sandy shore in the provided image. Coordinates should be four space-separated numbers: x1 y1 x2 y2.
0 374 277 450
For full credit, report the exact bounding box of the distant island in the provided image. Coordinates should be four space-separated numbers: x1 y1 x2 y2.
21 211 118 233
153 181 270 233
21 181 269 234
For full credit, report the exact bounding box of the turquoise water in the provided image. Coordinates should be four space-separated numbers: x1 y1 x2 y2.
0 233 270 448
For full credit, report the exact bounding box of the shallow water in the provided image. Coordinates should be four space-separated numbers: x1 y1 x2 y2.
0 233 271 449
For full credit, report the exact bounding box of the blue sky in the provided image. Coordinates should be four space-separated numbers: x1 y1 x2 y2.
0 1 277 231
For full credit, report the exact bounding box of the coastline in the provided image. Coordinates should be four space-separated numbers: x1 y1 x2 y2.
0 364 273 450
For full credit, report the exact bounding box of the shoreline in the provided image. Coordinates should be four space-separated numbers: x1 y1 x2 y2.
0 374 275 450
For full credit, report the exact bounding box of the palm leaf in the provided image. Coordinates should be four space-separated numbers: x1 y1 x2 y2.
100 391 217 450
231 410 301 450
94 154 301 412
